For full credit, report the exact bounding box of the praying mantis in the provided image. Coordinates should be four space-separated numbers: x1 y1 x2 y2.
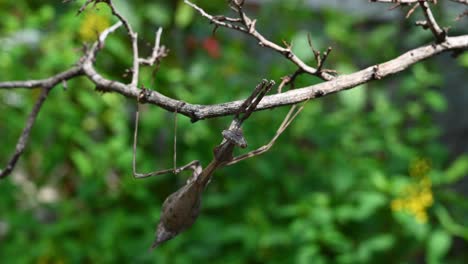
132 79 308 249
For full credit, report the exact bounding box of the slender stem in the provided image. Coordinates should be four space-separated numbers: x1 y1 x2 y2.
0 86 53 178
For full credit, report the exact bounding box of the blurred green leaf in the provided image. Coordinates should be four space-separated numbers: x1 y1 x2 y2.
424 90 447 112
443 155 468 184
413 64 442 86
458 52 468 68
143 3 171 26
338 84 366 111
435 205 468 240
175 2 194 28
426 229 451 264
70 150 93 177
291 30 315 62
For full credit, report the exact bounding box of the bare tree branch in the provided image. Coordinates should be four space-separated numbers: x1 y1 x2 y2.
0 21 123 179
0 67 82 90
0 86 53 178
370 0 464 5
1 1 467 180
418 0 447 42
103 0 140 87
139 28 169 66
184 0 336 81
370 0 435 3
2 35 467 122
449 0 468 5
80 35 468 121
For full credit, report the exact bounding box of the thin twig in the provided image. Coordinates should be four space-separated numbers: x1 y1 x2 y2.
0 67 82 90
104 0 140 87
184 0 336 81
80 1 140 87
277 69 304 93
88 21 123 59
370 0 434 3
448 0 468 5
139 28 169 66
418 0 447 42
77 0 105 15
406 3 419 18
0 87 53 178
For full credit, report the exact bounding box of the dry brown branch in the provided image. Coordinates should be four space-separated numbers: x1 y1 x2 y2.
0 87 53 178
1 0 467 250
370 0 434 3
184 0 336 81
77 34 468 121
449 0 468 5
0 67 82 89
139 28 169 66
2 36 467 121
406 4 419 18
372 0 468 8
104 0 140 87
418 0 447 42
0 1 467 180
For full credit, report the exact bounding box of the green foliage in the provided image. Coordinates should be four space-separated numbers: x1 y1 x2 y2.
1 1 467 263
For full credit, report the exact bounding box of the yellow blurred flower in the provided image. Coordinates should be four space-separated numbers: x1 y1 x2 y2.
409 158 431 178
414 210 428 223
391 158 434 223
79 12 111 42
390 199 404 211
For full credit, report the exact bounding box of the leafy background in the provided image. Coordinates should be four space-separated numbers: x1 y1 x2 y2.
1 0 467 263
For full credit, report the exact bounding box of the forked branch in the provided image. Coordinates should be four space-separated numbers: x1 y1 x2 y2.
184 0 336 81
